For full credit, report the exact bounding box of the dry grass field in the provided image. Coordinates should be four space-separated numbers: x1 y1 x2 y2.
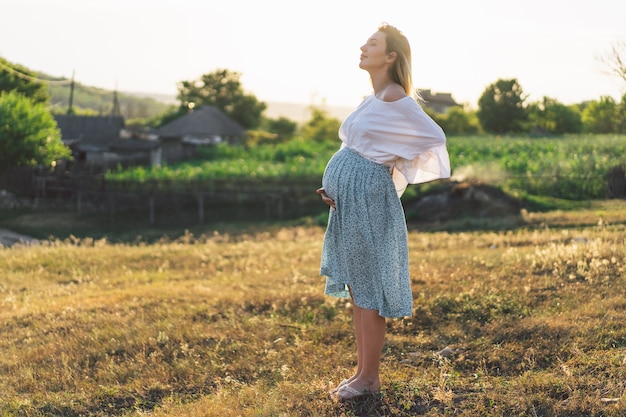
1 201 626 416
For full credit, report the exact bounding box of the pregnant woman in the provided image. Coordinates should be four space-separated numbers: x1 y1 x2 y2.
316 23 450 401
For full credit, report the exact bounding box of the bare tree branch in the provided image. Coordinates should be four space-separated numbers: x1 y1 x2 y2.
599 40 626 83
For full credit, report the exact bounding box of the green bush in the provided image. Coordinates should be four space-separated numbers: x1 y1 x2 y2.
0 91 70 171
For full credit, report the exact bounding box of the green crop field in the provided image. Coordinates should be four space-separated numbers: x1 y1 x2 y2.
105 134 626 202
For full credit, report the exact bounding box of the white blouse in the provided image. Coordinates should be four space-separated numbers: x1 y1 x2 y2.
339 94 451 196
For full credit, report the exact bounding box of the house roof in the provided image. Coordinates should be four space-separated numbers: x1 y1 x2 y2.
54 115 125 144
418 89 459 106
155 106 245 138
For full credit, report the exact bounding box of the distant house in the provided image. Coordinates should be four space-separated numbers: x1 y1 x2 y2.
155 105 246 163
54 114 161 168
54 115 124 159
418 89 460 114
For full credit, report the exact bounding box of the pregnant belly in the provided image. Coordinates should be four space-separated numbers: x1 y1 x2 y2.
321 151 344 201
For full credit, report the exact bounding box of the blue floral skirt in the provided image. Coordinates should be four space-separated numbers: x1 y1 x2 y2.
320 147 413 318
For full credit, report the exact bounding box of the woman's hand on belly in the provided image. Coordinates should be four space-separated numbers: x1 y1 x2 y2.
316 187 336 210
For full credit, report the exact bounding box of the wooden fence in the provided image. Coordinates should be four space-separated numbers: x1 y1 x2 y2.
0 169 324 224
2 165 623 225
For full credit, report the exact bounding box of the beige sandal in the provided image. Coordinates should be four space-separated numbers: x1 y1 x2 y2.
328 378 349 394
335 384 377 401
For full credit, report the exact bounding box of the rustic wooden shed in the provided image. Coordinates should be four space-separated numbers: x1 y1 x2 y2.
54 114 161 167
155 105 246 163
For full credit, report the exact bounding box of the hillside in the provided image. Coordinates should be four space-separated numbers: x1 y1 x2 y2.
3 58 351 124
108 91 353 124
44 77 173 120
48 81 351 124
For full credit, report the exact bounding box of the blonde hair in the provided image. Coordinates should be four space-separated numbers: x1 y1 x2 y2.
378 23 413 96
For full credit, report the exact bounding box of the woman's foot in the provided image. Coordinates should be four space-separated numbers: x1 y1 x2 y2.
328 378 349 394
334 381 380 401
328 374 358 394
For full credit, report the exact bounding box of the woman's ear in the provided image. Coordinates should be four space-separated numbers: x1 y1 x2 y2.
387 51 397 63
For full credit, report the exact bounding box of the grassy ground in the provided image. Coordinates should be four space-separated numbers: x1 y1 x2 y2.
1 201 626 416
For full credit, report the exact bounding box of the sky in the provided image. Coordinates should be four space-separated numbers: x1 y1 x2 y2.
1 0 625 110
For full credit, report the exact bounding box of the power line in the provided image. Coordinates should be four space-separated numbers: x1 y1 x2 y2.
0 60 73 86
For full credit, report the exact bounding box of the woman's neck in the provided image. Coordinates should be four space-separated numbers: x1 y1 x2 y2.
370 73 393 97
371 78 405 102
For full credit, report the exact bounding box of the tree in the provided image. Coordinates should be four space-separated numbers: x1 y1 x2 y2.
263 116 297 143
0 57 49 104
599 40 626 84
299 107 341 143
0 91 70 172
581 96 617 133
438 106 481 135
477 78 528 134
176 69 266 129
527 97 582 134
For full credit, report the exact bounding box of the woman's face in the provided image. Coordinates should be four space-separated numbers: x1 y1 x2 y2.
359 31 389 71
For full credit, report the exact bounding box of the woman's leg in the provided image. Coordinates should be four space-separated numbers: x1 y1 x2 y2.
337 305 385 398
330 293 363 393
351 302 364 380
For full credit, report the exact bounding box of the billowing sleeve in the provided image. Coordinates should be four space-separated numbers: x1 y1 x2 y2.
391 103 451 196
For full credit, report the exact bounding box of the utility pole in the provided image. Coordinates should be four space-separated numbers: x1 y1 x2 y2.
67 69 75 115
111 83 121 117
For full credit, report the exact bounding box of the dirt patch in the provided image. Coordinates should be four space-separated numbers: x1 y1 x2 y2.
405 181 523 222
